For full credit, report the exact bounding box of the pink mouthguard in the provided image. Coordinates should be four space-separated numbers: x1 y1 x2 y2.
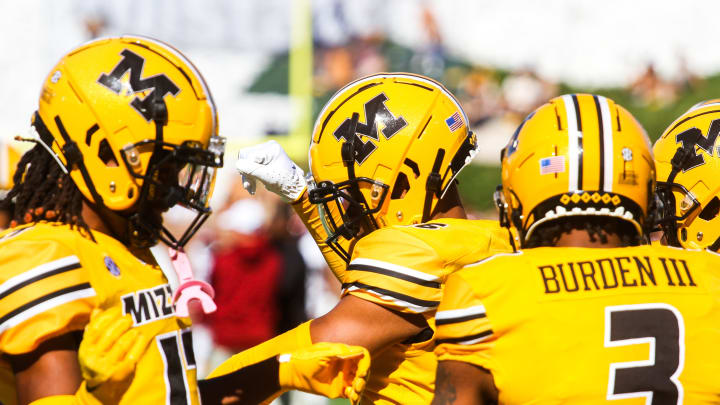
169 248 216 317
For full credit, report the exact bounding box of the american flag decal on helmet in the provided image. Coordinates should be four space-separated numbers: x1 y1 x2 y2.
445 112 463 131
540 156 565 175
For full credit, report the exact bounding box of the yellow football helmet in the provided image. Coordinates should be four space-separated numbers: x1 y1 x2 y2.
0 138 21 191
308 73 477 261
495 94 655 246
654 99 720 250
34 35 224 248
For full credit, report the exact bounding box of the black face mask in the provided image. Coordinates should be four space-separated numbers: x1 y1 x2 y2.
121 136 225 249
654 181 700 247
309 177 389 263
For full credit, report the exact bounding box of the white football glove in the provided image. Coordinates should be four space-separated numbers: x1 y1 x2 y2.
235 140 307 202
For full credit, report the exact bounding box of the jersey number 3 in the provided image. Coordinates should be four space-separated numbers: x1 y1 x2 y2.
604 304 685 405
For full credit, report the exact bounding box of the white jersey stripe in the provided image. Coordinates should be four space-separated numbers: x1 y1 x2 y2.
563 95 580 192
457 333 493 346
0 287 95 334
435 305 487 321
465 251 523 268
598 96 614 192
349 258 439 282
342 285 435 313
0 256 80 298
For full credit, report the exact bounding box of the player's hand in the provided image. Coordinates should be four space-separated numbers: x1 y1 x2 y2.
235 140 307 202
79 307 150 389
278 342 370 404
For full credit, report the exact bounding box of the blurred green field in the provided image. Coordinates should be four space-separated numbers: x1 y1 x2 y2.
457 164 502 213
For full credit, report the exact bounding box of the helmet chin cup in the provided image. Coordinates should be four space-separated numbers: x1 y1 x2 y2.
337 222 359 241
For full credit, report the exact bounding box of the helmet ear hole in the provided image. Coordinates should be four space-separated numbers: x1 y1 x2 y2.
698 196 720 221
98 139 119 167
391 172 410 200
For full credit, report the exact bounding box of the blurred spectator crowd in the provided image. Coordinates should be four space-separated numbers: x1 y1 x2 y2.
0 2 713 404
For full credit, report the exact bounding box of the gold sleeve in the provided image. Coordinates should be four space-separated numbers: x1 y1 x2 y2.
291 191 349 279
0 238 95 355
434 273 495 369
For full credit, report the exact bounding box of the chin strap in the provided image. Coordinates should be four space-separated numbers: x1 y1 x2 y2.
34 112 106 209
657 143 697 247
127 96 171 248
422 149 445 222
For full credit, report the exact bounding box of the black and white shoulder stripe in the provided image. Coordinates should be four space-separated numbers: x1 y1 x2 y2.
435 305 487 326
0 256 95 334
347 258 441 288
436 330 493 346
342 281 440 313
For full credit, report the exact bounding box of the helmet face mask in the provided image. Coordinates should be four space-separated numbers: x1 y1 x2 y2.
310 176 390 262
654 180 700 246
308 73 477 262
121 136 224 248
35 35 224 249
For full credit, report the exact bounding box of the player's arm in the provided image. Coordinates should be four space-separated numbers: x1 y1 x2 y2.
291 190 348 276
200 342 369 405
205 296 422 402
432 361 496 405
310 294 427 353
11 308 151 405
0 239 96 404
433 272 499 405
234 140 348 275
8 334 82 404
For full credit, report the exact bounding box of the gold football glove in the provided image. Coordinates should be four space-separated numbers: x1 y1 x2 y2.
76 308 151 403
278 342 370 404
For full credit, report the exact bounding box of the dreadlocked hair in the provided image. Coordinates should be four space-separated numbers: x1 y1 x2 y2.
524 216 642 248
0 142 92 238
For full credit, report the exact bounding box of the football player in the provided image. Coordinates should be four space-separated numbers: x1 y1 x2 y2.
431 94 720 404
0 36 369 405
211 73 515 404
653 99 720 250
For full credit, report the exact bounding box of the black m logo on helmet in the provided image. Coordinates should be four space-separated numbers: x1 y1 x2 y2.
333 93 408 164
674 118 720 172
98 49 180 121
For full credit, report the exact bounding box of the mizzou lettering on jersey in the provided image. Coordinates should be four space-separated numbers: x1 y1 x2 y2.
122 284 175 326
539 255 697 294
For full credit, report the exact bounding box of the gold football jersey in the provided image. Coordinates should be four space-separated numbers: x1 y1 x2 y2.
344 218 513 404
0 222 199 404
435 245 720 404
